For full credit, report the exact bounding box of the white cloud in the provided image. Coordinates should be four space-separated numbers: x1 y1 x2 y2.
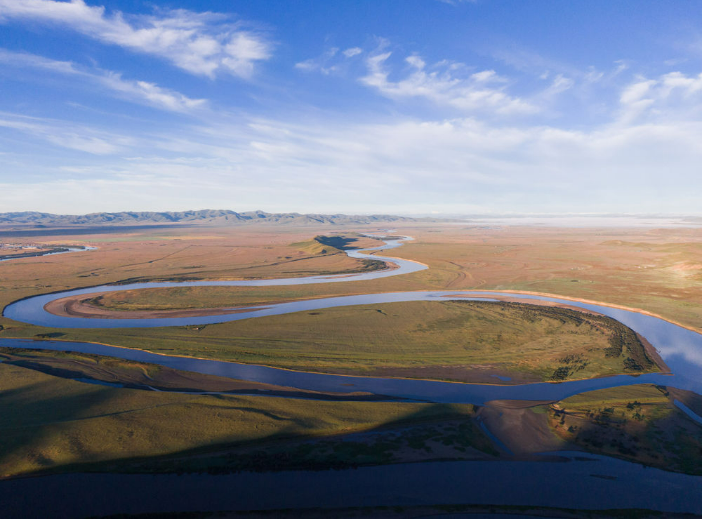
584 67 604 83
405 55 426 69
295 47 340 75
471 70 506 82
98 72 207 112
2 111 698 214
618 71 701 124
0 49 207 112
360 51 537 115
0 113 133 154
343 47 362 58
545 74 575 95
0 0 272 78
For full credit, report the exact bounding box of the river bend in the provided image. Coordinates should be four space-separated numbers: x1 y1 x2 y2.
1 235 700 402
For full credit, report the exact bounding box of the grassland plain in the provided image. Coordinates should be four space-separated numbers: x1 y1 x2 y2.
0 361 494 479
547 385 701 475
0 223 699 331
0 301 660 383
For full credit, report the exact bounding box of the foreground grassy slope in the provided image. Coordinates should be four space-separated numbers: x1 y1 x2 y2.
1 361 697 479
0 362 493 479
2 301 659 383
549 385 701 474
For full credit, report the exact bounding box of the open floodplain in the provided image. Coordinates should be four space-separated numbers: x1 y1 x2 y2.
0 221 700 518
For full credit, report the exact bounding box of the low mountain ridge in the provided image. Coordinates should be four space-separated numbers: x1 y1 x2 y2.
0 210 433 227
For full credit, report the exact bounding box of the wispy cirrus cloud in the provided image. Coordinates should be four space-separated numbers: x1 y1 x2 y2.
618 71 701 124
0 0 272 78
360 50 537 115
343 47 362 58
0 112 134 154
1 108 699 214
295 46 364 75
295 47 341 75
0 49 207 112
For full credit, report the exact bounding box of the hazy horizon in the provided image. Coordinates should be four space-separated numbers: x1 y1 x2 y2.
1 208 701 230
0 0 700 215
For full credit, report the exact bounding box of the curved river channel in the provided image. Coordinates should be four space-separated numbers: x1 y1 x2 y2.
1 235 701 403
0 234 700 518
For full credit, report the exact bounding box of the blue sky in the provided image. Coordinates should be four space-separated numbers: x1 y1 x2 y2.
0 0 700 215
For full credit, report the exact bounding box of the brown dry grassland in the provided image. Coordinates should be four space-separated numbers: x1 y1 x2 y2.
0 223 698 326
0 223 699 366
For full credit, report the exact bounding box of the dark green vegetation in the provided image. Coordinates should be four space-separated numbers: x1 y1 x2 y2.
550 385 701 475
0 361 493 479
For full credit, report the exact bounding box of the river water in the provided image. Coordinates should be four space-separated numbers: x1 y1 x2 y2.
1 452 700 519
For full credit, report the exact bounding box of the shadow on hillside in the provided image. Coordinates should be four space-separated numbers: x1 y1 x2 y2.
314 235 368 250
89 401 500 475
0 378 119 473
4 386 499 478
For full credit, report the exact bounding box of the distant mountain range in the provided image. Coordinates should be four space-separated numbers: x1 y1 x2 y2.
0 210 438 227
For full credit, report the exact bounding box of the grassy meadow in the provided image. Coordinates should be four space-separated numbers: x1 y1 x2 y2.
0 356 697 479
0 300 659 383
0 361 493 478
549 385 701 474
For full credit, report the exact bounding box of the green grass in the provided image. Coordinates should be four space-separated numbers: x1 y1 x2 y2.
0 362 489 478
560 385 670 408
551 385 701 475
1 301 659 383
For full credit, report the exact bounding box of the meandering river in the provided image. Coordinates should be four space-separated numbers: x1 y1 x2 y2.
2 235 701 400
0 234 700 518
0 245 96 262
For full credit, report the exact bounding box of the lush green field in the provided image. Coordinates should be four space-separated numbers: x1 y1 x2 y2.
0 361 492 478
549 385 701 474
2 301 659 383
